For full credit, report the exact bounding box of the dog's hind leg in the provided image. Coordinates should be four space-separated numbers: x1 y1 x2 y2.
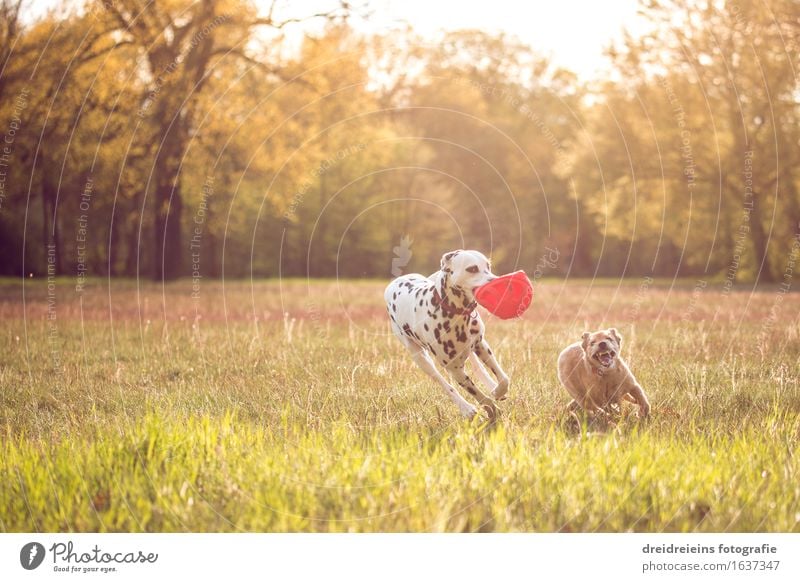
447 365 497 421
402 342 478 419
469 352 497 393
474 340 510 400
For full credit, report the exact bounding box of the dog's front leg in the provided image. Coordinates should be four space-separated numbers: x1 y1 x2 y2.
447 365 497 420
569 393 604 415
614 362 650 418
468 352 497 392
474 340 510 400
626 382 651 418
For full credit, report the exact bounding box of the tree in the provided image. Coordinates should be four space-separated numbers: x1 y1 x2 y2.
591 0 800 281
393 30 582 273
98 0 351 280
0 0 25 103
0 6 140 277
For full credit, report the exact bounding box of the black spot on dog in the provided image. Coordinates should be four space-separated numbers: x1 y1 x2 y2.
423 323 429 331
469 328 479 335
443 320 451 332
392 303 397 313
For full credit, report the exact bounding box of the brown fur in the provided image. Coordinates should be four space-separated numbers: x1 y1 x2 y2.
557 328 650 418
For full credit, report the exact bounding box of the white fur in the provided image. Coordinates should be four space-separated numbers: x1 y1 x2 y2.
385 250 510 420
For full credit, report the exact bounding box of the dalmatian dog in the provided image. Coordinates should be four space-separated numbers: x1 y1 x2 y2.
384 250 510 420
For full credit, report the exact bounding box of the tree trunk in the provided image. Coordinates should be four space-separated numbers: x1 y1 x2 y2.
108 211 120 276
152 123 185 281
40 173 62 275
749 191 774 283
40 178 50 275
782 171 800 244
574 204 596 276
124 213 139 277
206 216 220 278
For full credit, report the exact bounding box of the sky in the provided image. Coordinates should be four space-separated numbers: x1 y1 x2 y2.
276 0 648 79
25 0 647 79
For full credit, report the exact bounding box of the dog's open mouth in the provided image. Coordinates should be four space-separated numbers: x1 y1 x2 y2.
593 350 616 367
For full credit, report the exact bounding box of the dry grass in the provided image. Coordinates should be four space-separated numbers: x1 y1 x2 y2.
1 277 799 532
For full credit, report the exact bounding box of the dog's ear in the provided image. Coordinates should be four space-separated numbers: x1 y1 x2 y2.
440 250 462 272
581 331 591 351
608 328 622 344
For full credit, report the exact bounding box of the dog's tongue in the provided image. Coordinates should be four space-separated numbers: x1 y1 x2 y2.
599 353 613 366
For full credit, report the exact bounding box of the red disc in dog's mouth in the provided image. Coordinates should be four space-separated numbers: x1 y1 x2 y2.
474 270 533 319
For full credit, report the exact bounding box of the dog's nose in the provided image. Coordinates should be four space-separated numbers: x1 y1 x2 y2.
598 341 608 350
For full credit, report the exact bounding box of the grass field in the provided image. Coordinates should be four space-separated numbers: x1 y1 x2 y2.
1 277 799 532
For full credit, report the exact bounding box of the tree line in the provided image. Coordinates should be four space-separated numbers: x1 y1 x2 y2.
0 0 798 282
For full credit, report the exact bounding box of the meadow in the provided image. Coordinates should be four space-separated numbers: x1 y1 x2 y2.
1 277 799 532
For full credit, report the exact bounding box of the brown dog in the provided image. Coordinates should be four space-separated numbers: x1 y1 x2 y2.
557 328 650 418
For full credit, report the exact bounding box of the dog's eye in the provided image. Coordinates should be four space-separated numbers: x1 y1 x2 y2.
466 266 479 273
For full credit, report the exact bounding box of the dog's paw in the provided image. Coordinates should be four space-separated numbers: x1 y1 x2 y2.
587 410 617 433
491 379 509 401
460 405 479 419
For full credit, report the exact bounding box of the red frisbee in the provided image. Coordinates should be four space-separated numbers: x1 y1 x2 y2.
475 271 533 319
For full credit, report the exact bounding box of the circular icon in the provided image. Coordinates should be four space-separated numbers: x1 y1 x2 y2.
20 542 45 570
